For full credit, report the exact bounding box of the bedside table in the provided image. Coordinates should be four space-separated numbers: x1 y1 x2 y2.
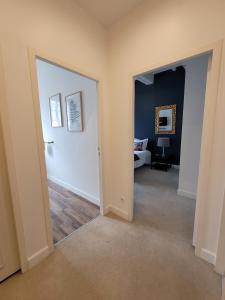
151 154 172 171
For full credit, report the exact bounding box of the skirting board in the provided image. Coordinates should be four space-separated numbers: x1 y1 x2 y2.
177 189 196 200
27 246 50 269
48 176 100 206
222 277 225 300
200 248 216 265
105 205 129 221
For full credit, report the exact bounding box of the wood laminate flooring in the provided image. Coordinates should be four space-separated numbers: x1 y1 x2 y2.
48 180 100 244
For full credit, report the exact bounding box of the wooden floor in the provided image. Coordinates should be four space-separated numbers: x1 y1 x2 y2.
48 180 100 244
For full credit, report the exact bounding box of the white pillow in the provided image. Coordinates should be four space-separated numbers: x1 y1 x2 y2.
134 138 148 150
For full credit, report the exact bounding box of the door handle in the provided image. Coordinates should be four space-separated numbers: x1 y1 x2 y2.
44 141 54 144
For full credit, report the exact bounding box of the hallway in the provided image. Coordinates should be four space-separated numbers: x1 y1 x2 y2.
0 167 221 299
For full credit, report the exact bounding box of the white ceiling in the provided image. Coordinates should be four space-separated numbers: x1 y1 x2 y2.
75 0 144 26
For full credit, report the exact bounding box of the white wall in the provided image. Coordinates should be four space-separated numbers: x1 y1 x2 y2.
36 59 100 205
178 55 209 199
108 0 225 259
0 0 109 269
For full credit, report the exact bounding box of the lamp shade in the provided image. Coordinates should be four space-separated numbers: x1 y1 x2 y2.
157 137 170 148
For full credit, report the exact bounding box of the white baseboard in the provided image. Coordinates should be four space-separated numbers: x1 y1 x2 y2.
222 277 225 300
177 188 196 200
105 205 129 221
104 205 111 215
200 248 216 265
27 246 50 269
48 176 100 206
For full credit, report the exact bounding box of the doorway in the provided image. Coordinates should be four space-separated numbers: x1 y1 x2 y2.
35 58 101 244
127 42 221 263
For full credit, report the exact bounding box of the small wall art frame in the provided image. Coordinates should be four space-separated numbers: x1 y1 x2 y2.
155 104 176 135
66 91 83 132
49 93 63 128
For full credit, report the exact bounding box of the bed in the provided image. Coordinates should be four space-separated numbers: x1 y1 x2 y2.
134 150 151 168
134 138 151 168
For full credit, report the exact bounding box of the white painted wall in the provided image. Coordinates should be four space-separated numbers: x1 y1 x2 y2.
36 59 100 205
178 55 209 199
0 0 109 269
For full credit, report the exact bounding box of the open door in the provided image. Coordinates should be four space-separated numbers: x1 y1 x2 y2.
0 118 20 281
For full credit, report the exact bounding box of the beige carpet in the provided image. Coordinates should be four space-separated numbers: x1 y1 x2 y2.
0 167 221 299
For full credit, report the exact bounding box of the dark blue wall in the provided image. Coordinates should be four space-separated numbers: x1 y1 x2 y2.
135 67 185 165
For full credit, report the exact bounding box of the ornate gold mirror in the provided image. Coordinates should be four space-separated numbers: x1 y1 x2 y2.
155 104 176 134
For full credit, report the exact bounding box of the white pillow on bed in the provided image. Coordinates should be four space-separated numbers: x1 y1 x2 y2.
134 138 148 150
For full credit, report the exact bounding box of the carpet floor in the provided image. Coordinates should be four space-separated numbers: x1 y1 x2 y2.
0 167 221 299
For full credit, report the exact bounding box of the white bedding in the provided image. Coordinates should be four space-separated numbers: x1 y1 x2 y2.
134 150 151 169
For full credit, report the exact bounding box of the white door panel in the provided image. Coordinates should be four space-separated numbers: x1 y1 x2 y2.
0 119 20 281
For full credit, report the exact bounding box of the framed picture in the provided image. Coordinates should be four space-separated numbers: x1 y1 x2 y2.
49 93 63 128
155 104 176 134
66 91 83 132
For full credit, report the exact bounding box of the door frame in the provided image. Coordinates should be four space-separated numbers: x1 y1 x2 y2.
28 48 106 254
215 191 225 274
0 46 27 272
128 40 223 262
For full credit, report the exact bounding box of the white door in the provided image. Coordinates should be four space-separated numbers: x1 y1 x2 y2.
0 124 20 281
